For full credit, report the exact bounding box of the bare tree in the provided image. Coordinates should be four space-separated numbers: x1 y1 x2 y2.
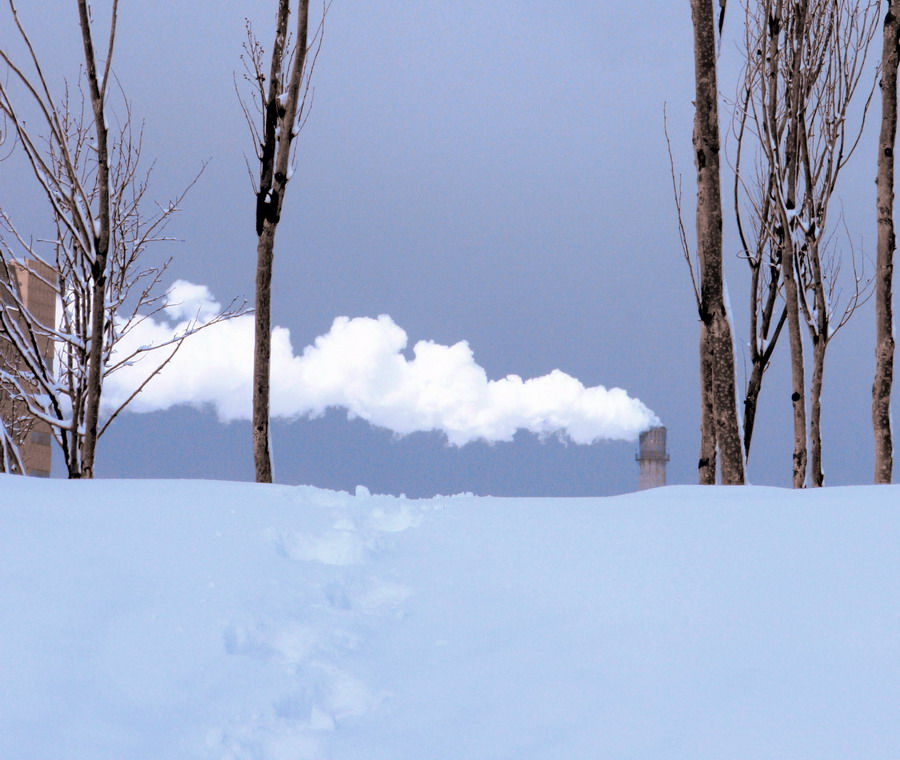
665 115 718 484
689 0 746 485
732 92 787 463
734 0 877 486
0 0 239 478
873 0 900 484
239 1 324 483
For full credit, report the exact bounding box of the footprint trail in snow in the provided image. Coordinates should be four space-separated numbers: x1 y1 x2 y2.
206 485 436 760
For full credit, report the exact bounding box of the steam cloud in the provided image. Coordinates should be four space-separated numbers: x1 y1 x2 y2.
103 281 661 445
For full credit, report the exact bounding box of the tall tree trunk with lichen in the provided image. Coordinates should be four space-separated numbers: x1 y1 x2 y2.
874 0 900 484
691 0 745 485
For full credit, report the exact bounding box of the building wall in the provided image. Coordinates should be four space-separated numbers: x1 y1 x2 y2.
0 260 56 477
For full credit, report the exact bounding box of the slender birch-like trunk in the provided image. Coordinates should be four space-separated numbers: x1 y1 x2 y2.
699 324 717 484
691 0 745 485
784 0 810 488
76 0 112 479
780 235 809 487
805 236 829 487
874 0 900 484
809 335 826 486
252 0 310 483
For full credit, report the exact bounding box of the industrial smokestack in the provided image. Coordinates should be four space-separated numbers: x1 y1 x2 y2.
637 426 668 490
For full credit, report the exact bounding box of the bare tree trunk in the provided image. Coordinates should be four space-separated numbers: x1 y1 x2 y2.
691 0 745 485
809 334 826 486
251 0 311 483
783 0 811 488
733 52 789 466
743 366 763 459
782 239 808 487
253 222 277 483
874 0 900 484
251 0 290 485
743 306 786 461
699 323 717 484
76 0 112 479
805 234 830 487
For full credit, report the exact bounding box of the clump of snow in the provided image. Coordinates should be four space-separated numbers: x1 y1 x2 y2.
103 298 660 445
2 476 899 759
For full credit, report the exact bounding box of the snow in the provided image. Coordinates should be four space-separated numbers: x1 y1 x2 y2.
2 476 899 759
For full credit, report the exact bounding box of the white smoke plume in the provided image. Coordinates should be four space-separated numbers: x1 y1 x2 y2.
103 281 661 445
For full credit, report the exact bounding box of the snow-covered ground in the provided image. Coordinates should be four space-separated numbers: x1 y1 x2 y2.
2 476 899 759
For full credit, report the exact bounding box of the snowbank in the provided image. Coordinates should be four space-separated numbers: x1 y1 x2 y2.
1 476 898 759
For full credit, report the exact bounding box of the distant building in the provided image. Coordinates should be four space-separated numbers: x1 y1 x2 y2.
636 426 668 490
0 260 56 477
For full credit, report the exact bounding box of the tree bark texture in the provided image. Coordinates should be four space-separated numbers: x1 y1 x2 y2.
699 322 717 484
691 0 745 485
781 0 810 488
809 335 825 487
253 0 310 483
874 0 899 484
743 359 766 463
76 0 112 479
743 304 785 462
253 222 277 483
805 234 828 487
781 234 808 487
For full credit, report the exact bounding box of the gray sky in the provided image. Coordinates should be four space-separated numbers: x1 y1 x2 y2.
1 1 883 495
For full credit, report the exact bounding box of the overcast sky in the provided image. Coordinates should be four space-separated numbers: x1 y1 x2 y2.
0 1 885 496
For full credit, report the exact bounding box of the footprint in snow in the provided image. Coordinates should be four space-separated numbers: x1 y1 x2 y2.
223 621 319 667
212 490 428 758
324 576 411 616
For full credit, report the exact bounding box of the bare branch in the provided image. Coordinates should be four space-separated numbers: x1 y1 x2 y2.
664 103 700 308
